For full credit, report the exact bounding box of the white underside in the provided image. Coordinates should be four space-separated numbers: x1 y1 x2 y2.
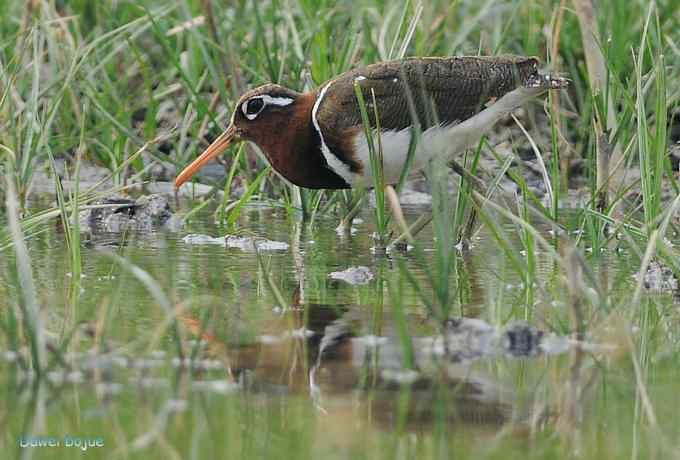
351 124 456 186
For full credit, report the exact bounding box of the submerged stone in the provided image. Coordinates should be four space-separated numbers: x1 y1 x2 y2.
634 260 679 295
502 321 544 357
192 380 239 394
224 235 289 252
182 234 225 245
329 266 374 285
182 233 289 252
436 318 545 361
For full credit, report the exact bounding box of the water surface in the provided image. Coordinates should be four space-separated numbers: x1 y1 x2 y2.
1 201 678 459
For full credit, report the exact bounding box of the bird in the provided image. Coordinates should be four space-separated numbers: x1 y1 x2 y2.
175 55 567 190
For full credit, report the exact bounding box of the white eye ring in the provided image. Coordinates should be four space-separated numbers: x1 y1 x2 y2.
241 94 295 121
242 97 265 120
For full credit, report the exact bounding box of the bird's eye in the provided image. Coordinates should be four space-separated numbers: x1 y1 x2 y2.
243 97 265 119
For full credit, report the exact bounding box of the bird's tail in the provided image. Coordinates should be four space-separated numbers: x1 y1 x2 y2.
489 55 569 91
522 62 570 90
524 72 569 90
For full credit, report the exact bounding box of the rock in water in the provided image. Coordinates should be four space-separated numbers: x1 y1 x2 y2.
182 234 289 252
328 266 374 285
79 194 177 233
634 260 679 295
133 195 173 231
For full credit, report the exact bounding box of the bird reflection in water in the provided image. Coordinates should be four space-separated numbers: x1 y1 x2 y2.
179 290 549 433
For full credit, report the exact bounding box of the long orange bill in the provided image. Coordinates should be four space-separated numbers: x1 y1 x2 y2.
175 125 239 188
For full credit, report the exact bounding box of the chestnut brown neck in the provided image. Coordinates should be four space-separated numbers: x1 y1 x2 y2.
251 92 350 189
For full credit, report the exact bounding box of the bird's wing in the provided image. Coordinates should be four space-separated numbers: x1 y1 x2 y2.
316 56 540 134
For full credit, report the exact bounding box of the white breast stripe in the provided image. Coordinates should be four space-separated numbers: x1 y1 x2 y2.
311 81 357 185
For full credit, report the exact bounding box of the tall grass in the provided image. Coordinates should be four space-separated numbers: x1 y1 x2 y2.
635 9 669 233
1 0 680 458
3 152 46 375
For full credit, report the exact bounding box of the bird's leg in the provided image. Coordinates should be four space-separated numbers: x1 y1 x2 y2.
384 185 411 244
389 159 493 250
336 192 367 233
448 159 487 193
389 211 433 250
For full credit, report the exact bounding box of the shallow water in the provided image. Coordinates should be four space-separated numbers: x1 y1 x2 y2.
2 201 680 459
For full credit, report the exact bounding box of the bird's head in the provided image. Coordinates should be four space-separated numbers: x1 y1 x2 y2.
175 84 302 188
